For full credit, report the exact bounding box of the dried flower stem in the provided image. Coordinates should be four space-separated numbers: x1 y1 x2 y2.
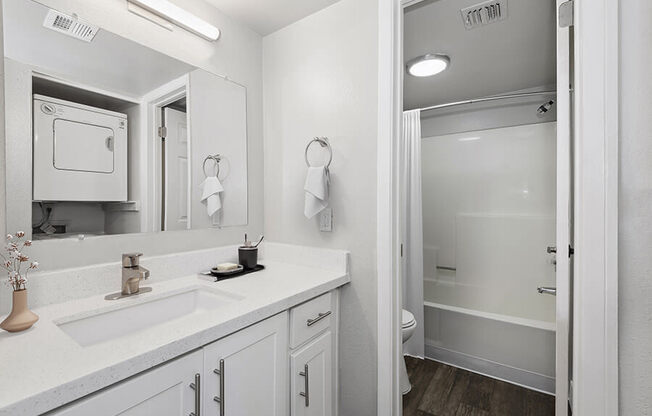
3 232 37 291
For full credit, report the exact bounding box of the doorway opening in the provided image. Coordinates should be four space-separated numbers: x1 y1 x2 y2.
397 0 569 414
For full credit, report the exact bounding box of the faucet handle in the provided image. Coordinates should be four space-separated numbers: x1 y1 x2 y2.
122 253 143 267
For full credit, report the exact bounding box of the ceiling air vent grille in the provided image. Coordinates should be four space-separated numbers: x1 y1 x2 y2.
43 9 99 42
460 0 507 30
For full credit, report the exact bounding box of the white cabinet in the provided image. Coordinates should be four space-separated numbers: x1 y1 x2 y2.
202 312 289 416
50 350 202 416
291 331 333 416
48 290 339 416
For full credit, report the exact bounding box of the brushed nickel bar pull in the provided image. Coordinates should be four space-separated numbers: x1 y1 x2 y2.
306 311 331 327
213 359 225 415
299 364 309 407
189 373 200 416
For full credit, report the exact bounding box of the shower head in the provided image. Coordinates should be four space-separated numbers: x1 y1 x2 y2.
536 100 555 117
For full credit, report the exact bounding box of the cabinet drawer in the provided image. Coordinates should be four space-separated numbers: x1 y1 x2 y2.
290 292 332 348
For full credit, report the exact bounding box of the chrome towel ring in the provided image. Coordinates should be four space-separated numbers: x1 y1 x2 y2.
203 154 221 178
305 137 332 169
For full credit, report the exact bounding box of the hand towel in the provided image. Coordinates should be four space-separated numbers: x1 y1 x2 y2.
200 176 224 217
304 166 329 218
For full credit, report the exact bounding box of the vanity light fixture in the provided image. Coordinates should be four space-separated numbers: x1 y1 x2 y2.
127 0 221 41
406 54 450 77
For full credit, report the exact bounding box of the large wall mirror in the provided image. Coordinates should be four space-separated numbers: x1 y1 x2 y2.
3 0 248 240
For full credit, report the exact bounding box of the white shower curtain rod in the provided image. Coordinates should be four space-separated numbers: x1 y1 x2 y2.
417 90 557 113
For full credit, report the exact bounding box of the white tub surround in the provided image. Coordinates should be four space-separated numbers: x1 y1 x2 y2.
0 243 349 416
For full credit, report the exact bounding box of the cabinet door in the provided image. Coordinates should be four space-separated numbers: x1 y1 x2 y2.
202 312 288 416
291 331 333 416
50 350 203 416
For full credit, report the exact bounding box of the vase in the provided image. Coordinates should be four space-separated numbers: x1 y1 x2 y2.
0 289 39 332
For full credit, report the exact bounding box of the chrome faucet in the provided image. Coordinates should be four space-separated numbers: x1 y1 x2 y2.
121 253 150 295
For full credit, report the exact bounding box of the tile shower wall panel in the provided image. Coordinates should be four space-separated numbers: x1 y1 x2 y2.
455 213 555 321
422 122 556 273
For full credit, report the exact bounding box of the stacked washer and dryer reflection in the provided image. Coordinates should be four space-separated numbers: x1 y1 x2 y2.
32 95 128 202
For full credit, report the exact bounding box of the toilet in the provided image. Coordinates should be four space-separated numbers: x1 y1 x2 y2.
400 309 417 394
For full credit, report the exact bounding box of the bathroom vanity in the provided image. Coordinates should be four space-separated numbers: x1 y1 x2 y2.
0 2 353 415
0 244 349 416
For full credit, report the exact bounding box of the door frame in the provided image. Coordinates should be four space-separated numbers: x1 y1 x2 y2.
376 0 619 415
377 0 403 414
161 106 189 232
141 75 190 232
571 1 619 415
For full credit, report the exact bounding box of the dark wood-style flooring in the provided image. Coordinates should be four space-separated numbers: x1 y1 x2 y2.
402 357 555 416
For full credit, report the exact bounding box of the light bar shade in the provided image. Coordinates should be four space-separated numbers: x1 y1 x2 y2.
128 0 221 41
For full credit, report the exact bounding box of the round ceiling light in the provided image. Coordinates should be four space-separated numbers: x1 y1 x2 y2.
406 54 450 77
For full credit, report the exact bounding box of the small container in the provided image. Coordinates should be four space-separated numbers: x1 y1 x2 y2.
238 246 258 270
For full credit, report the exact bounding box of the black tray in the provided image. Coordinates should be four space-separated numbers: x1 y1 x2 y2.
209 264 265 281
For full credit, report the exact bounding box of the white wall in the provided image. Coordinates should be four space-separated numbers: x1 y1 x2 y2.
1 0 264 272
0 2 5 242
262 0 378 413
619 0 652 413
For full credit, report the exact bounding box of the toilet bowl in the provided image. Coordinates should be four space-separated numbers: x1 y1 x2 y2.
400 309 417 394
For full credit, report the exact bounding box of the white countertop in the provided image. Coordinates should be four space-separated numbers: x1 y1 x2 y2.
0 259 349 416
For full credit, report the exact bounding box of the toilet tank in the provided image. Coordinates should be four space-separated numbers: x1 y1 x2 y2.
32 95 128 201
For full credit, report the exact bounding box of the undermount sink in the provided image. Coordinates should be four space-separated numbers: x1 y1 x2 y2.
56 287 241 347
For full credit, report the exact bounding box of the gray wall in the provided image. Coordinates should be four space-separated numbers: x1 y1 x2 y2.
262 0 379 414
619 0 652 413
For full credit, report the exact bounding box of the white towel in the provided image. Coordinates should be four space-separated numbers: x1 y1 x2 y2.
304 166 329 218
200 176 224 217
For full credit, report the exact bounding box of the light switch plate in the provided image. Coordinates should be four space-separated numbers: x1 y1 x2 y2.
319 208 333 232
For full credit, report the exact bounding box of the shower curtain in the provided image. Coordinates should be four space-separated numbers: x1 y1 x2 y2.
401 110 424 358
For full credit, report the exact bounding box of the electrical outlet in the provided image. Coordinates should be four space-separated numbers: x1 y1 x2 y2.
319 208 333 232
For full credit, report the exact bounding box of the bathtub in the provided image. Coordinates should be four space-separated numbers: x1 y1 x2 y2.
423 272 556 394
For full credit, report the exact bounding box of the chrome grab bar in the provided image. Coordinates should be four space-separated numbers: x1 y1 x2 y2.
189 373 200 416
213 359 225 415
306 311 331 327
299 364 309 407
537 287 557 296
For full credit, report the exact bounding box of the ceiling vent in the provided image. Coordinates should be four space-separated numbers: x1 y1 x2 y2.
460 0 507 30
43 9 99 42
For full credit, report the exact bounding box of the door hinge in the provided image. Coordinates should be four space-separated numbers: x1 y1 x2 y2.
158 126 167 138
569 245 574 257
400 243 404 258
559 0 574 28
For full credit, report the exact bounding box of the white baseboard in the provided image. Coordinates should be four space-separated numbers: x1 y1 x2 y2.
424 341 555 395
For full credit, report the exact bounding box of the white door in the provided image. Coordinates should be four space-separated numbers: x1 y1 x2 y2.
553 1 573 414
163 107 190 231
50 350 202 416
53 120 114 173
291 331 333 416
202 313 288 416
